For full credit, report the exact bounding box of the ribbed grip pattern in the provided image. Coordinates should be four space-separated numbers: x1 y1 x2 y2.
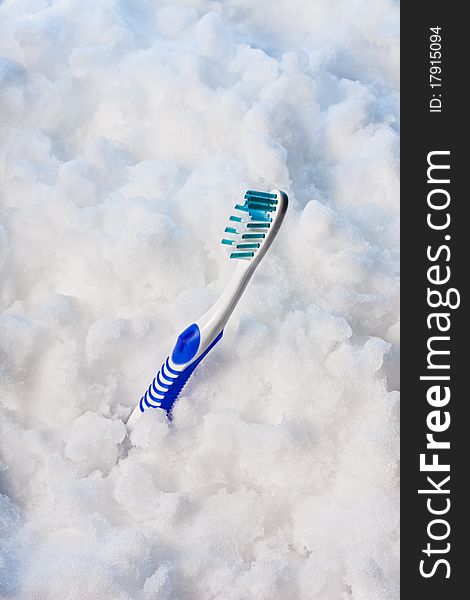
139 330 224 414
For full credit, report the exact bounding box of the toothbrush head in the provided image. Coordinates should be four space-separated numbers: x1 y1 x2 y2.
221 189 288 262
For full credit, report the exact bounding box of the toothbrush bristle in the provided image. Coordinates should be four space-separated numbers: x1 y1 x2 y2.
230 251 255 259
221 190 279 260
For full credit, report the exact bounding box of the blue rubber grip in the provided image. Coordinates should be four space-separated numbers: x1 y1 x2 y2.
171 323 201 364
139 330 223 415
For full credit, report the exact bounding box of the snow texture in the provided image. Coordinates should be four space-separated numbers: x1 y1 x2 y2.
0 0 399 598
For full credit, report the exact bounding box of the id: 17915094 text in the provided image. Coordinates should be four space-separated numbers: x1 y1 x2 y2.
429 26 443 113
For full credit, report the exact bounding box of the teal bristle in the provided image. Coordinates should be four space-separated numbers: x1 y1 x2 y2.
237 243 260 249
246 209 270 221
224 227 237 234
246 196 275 203
245 190 277 199
245 196 277 206
234 204 249 212
230 251 255 259
245 201 275 207
242 233 265 239
229 215 242 222
246 203 275 212
247 222 270 228
221 239 234 245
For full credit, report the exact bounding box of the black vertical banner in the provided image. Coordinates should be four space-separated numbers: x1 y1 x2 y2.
401 3 467 599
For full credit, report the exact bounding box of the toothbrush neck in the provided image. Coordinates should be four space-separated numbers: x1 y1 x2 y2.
197 261 255 339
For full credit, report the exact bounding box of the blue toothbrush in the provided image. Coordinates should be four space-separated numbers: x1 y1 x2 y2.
127 189 288 428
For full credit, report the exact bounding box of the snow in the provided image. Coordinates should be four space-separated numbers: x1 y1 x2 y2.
0 0 399 598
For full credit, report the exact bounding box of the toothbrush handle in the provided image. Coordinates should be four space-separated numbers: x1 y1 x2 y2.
138 329 223 416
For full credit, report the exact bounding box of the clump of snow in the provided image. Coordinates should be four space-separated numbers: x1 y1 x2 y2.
0 0 399 598
64 411 127 476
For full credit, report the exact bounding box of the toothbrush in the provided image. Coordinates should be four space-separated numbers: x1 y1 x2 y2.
127 189 288 429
